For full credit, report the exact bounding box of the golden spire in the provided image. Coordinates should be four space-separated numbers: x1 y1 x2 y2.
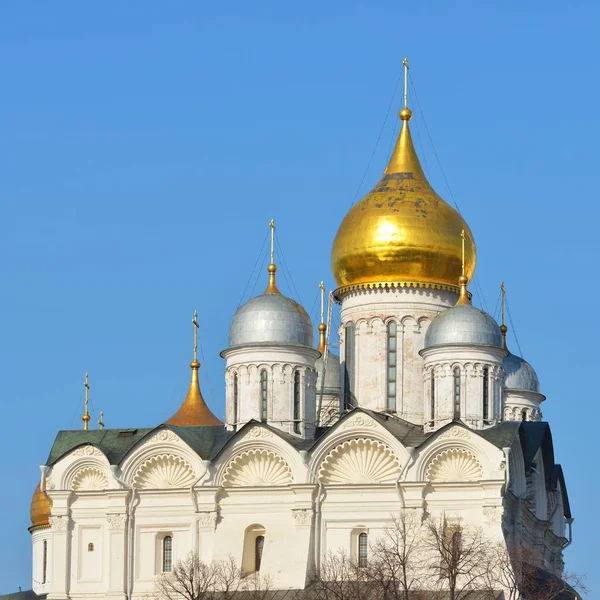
82 372 91 431
164 311 222 427
455 230 471 305
317 280 327 353
265 218 281 294
98 410 104 430
500 282 508 348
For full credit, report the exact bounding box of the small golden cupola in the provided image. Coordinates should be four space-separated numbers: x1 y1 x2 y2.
30 483 51 531
331 59 476 293
165 311 222 427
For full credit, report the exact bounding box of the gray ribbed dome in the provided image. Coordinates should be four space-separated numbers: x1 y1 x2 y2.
316 351 341 392
425 304 502 348
504 353 540 393
229 293 314 347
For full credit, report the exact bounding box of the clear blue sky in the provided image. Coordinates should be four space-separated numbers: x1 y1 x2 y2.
1 1 598 594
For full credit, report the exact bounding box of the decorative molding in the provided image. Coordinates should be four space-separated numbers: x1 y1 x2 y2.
427 448 483 482
319 438 401 485
72 466 109 491
106 513 126 530
133 454 196 489
247 427 273 439
483 506 503 523
149 430 181 444
222 449 292 487
197 512 218 529
438 426 471 440
49 515 69 531
292 509 312 526
341 414 377 430
74 445 103 457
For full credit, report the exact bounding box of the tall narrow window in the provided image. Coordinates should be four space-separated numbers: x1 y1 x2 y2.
162 536 173 573
344 323 355 410
255 535 265 572
358 532 368 567
482 366 489 423
453 367 461 420
42 540 47 584
521 409 528 422
386 322 397 411
430 371 436 422
260 370 268 422
293 371 301 434
233 372 239 426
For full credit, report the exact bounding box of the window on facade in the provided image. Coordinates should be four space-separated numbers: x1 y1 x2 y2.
260 370 268 422
453 367 461 420
42 540 47 584
344 323 356 410
430 370 436 422
387 321 397 411
255 535 265 572
482 366 489 422
233 372 239 425
162 536 173 573
358 532 368 567
293 371 301 434
522 409 528 422
87 543 94 552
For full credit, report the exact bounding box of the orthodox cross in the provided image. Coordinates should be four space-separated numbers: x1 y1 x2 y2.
82 372 90 431
319 281 325 324
269 218 276 264
98 410 104 430
501 282 506 328
460 229 466 277
403 57 410 108
192 310 199 362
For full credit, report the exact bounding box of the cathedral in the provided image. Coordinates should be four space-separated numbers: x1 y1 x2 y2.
20 67 574 599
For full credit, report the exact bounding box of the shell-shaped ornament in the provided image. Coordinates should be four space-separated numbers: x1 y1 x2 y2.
222 449 293 487
133 455 196 489
426 448 483 482
319 438 401 485
71 467 109 491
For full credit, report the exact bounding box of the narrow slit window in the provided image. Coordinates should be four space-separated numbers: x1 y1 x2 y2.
482 366 489 422
87 543 94 552
387 322 397 411
453 367 461 420
255 535 265 572
260 370 268 422
42 540 47 584
522 409 528 422
293 371 301 434
162 536 173 573
344 323 355 410
430 370 436 421
233 372 239 425
358 532 368 567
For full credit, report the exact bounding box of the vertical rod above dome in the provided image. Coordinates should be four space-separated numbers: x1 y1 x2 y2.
82 372 90 431
317 280 327 353
456 230 471 306
500 282 508 349
403 57 409 108
265 218 281 295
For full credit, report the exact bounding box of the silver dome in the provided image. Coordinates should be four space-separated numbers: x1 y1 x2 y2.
229 293 314 347
316 351 341 392
425 304 502 348
504 353 540 393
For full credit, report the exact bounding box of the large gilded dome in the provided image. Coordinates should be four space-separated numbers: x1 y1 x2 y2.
331 108 476 292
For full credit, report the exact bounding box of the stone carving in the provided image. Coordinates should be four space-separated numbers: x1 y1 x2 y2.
427 448 483 482
438 426 471 439
198 512 218 528
222 449 292 487
133 454 196 489
292 509 312 525
106 513 126 530
72 466 109 491
319 438 401 485
247 427 273 439
150 430 181 443
342 414 376 430
74 445 103 457
49 515 69 531
483 506 503 523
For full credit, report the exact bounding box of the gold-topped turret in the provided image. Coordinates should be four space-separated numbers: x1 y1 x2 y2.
82 372 91 431
317 281 327 353
264 218 281 294
331 58 476 293
165 311 222 427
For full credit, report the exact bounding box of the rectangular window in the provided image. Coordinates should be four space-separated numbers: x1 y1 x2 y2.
358 532 368 567
344 324 355 410
293 371 301 434
260 370 268 422
482 366 489 423
387 322 397 411
162 536 173 573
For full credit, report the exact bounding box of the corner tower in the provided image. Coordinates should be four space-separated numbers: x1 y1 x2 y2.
331 60 475 423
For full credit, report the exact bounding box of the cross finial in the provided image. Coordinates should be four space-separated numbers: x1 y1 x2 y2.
98 410 104 430
402 57 410 108
500 282 508 349
192 310 199 363
460 229 466 277
319 281 325 324
501 282 506 327
82 372 91 431
269 218 276 265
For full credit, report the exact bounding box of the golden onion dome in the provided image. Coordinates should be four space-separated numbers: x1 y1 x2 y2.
331 107 476 292
30 483 51 531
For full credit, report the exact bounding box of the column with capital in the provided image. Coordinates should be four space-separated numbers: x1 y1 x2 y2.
47 491 72 600
105 490 130 600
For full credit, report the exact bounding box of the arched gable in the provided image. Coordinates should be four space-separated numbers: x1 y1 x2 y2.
48 444 113 492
